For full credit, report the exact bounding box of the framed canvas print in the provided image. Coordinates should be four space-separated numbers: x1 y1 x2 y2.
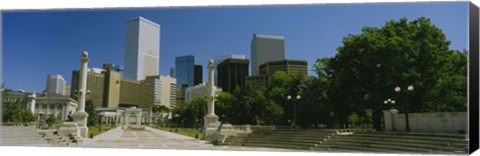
0 0 478 155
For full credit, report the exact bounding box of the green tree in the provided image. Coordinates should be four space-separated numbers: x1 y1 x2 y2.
152 105 170 113
172 97 207 127
45 114 58 128
321 17 467 130
85 99 98 126
215 91 234 123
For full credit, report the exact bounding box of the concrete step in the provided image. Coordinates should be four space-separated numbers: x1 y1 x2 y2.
324 138 445 150
330 135 453 147
243 142 313 150
344 133 464 142
246 135 329 142
244 139 317 146
323 141 437 153
373 131 467 139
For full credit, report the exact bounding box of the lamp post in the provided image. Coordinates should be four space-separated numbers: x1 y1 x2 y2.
287 95 301 129
383 98 396 107
394 85 414 132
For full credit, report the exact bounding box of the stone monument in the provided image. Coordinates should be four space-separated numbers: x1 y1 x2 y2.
203 59 221 141
71 51 90 138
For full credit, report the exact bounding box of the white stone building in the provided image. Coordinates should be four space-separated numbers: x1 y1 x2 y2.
185 83 222 103
31 94 78 121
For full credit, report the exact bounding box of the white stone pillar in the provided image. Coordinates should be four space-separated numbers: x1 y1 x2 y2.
203 59 220 142
136 112 142 126
207 60 216 115
383 109 398 132
72 51 90 139
124 112 129 126
62 105 66 121
28 93 36 113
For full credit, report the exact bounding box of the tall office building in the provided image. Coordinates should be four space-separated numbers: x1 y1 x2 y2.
175 55 202 88
71 68 107 107
46 74 67 96
217 58 249 93
145 75 177 109
169 67 175 78
212 53 246 86
258 59 308 77
251 33 285 76
246 59 308 90
124 16 161 81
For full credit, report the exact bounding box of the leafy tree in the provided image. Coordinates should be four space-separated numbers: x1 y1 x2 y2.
215 92 234 123
320 17 467 130
172 97 207 127
85 99 98 126
45 114 58 128
228 83 260 124
152 105 170 113
1 89 37 123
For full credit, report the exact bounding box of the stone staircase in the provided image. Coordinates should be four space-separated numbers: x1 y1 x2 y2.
230 129 337 150
312 131 469 154
0 125 50 146
39 130 80 146
228 128 468 154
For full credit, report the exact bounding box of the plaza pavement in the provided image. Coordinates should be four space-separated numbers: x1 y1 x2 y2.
81 126 296 152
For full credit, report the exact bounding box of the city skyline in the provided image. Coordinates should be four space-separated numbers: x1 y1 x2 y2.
2 2 468 92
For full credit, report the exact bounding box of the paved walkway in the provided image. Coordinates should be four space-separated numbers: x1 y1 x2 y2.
82 127 294 151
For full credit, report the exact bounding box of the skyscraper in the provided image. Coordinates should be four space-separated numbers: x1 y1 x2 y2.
175 55 202 88
124 16 161 80
212 53 246 85
217 58 249 93
145 75 177 109
250 33 285 76
45 74 66 96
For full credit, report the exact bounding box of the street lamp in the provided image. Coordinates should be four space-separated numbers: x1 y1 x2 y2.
287 95 301 129
384 98 396 108
394 85 414 132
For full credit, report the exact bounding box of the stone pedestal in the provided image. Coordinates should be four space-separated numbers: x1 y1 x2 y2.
58 122 84 144
58 122 79 136
72 111 89 138
203 114 220 142
383 109 398 132
215 123 236 144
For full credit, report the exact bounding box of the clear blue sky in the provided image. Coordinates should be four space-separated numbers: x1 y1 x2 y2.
2 2 469 92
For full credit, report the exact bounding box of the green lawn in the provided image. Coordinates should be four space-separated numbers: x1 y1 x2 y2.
153 126 202 139
88 125 114 138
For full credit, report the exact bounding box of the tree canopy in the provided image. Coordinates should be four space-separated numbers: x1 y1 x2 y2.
315 17 467 129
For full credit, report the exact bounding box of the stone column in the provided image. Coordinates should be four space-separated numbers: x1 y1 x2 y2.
124 112 129 126
136 112 142 126
383 109 399 132
149 109 153 126
72 51 90 138
203 59 220 142
207 60 216 116
28 93 36 113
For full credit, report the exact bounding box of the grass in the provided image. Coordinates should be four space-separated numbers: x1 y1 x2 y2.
88 125 114 138
153 126 203 139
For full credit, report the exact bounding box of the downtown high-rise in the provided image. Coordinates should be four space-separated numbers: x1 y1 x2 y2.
250 33 285 76
124 16 161 81
175 55 202 88
212 53 245 86
45 74 67 96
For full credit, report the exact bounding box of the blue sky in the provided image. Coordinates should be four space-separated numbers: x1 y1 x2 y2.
2 2 469 92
